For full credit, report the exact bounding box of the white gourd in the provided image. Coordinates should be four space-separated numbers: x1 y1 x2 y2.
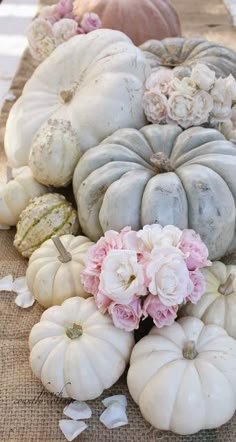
127 317 236 435
29 297 135 400
26 234 94 308
5 29 149 168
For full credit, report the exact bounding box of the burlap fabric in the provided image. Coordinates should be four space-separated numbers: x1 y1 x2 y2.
1 2 236 441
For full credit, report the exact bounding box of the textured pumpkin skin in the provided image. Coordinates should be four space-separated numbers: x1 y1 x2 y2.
29 297 135 400
26 234 94 308
29 119 81 187
14 193 79 258
180 262 236 339
73 124 236 260
140 37 236 78
0 166 48 227
127 317 236 435
5 29 149 168
73 0 181 46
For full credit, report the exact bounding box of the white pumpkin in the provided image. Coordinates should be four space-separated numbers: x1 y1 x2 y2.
127 317 236 435
73 124 236 260
0 166 48 228
180 261 236 338
5 29 149 168
28 119 81 187
29 297 134 400
26 235 94 308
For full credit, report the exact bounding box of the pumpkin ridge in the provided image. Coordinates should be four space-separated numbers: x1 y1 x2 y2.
82 327 125 359
201 296 226 327
169 363 192 431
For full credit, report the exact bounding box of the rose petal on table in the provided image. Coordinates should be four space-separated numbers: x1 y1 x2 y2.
0 224 10 230
15 291 35 308
102 395 127 408
63 401 92 420
12 276 29 293
99 402 128 429
0 275 13 291
59 420 88 441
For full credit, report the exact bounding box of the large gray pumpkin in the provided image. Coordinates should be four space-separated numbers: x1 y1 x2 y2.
73 125 236 260
140 37 236 78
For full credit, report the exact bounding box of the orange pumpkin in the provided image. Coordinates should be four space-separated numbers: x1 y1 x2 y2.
73 0 181 46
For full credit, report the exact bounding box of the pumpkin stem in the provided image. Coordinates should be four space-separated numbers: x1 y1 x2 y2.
150 152 174 173
183 340 198 360
66 323 83 339
218 274 235 296
52 236 72 263
60 89 75 104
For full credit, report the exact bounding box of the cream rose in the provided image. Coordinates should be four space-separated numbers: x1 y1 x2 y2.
99 250 146 304
53 18 78 44
221 120 236 143
145 68 174 95
143 90 167 124
193 90 213 125
167 92 196 128
137 224 182 252
145 247 193 306
170 77 197 96
191 63 216 91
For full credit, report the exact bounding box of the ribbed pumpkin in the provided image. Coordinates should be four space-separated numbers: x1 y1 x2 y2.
140 37 236 78
73 0 181 46
14 193 79 257
73 124 236 260
180 262 236 339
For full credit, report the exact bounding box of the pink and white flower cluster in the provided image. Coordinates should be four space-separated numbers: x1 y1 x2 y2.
143 64 236 138
27 0 102 61
81 224 211 332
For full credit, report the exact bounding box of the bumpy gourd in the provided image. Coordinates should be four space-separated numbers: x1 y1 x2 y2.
29 119 81 187
5 29 149 168
127 317 236 435
180 261 236 338
73 124 236 260
73 0 181 46
141 37 236 78
14 193 79 257
26 234 94 308
0 166 48 228
29 297 135 400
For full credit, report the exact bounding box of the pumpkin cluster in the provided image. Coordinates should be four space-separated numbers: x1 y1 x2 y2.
2 24 236 437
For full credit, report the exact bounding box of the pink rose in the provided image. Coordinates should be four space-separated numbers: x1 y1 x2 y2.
94 290 111 314
108 297 142 332
80 12 102 33
179 229 211 270
55 0 74 18
145 68 174 96
143 294 178 328
145 247 193 306
80 270 99 296
143 90 168 124
186 270 206 304
84 230 123 274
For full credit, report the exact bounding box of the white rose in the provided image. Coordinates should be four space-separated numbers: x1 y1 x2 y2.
29 36 56 61
226 74 236 101
99 250 146 304
27 17 53 43
231 104 236 126
191 63 216 91
146 68 174 95
211 101 232 123
53 18 78 44
211 78 232 104
145 247 193 306
143 90 167 124
137 225 182 252
221 120 236 144
170 77 197 96
167 92 196 128
193 90 213 125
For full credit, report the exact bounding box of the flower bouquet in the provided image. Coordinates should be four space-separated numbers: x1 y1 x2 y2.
81 224 211 332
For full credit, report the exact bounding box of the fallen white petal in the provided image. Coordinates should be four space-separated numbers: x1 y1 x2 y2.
99 403 128 429
15 291 35 308
102 395 127 408
12 276 29 293
59 420 87 441
4 92 16 102
63 401 92 420
0 275 13 291
0 224 10 230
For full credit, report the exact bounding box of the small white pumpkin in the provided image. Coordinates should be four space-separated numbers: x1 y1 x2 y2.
5 29 149 168
0 166 48 228
180 261 236 339
26 234 94 308
127 317 236 435
29 296 134 400
29 119 81 187
14 193 79 258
